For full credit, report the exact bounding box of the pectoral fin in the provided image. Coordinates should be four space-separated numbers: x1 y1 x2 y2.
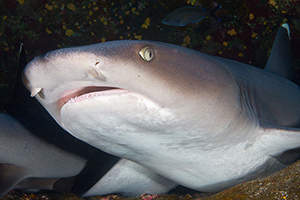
260 125 300 162
0 164 28 198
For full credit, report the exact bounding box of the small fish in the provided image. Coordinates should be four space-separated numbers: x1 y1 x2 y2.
161 5 221 26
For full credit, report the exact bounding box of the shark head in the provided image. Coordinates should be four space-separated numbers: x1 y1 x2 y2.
22 40 241 145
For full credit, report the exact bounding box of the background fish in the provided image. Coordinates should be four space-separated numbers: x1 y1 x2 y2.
161 5 221 26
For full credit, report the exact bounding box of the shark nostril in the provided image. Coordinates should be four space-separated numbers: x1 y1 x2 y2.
92 61 106 81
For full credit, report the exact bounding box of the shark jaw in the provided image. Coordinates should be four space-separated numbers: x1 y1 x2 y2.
60 86 131 107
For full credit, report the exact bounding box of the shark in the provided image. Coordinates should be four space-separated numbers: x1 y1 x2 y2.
0 112 177 197
0 112 85 197
22 23 300 192
0 45 176 197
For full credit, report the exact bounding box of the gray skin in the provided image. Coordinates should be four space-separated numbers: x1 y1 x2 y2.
0 112 176 197
22 23 300 192
1 46 177 198
83 158 176 197
0 112 86 197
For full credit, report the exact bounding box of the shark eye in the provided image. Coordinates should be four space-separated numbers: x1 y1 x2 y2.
139 46 155 62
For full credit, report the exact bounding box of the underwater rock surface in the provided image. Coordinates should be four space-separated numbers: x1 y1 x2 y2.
206 159 300 199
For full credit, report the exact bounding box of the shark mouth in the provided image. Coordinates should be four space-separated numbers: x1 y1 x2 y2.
60 86 130 108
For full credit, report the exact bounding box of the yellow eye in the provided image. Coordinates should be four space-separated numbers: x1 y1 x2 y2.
139 46 155 61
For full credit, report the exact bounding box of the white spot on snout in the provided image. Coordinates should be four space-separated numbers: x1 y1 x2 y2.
30 87 42 97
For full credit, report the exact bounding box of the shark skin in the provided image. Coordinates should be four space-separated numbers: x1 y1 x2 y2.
0 45 176 197
82 158 177 197
0 112 176 197
22 23 300 192
0 112 86 197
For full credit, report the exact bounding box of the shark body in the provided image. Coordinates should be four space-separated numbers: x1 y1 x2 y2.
0 112 86 197
22 24 300 192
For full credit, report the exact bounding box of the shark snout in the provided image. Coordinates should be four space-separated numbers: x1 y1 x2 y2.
21 61 42 98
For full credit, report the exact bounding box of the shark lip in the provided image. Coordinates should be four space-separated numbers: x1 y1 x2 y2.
60 86 130 108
